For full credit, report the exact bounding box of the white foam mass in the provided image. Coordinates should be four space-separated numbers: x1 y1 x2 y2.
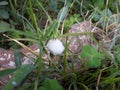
46 39 65 55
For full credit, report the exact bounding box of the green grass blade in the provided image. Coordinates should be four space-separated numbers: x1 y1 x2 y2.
36 0 52 23
0 68 17 77
2 64 35 90
14 49 22 68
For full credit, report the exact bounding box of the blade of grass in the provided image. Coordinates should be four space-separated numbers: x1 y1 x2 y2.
3 34 39 57
0 68 17 77
36 0 52 23
2 64 35 90
14 49 22 68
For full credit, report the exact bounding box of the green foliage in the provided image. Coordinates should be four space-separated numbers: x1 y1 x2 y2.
0 1 9 19
0 9 9 19
49 0 57 11
92 8 113 28
57 6 68 23
99 67 120 89
0 21 11 33
64 14 82 31
93 0 104 9
38 79 62 90
0 68 17 77
44 21 58 39
114 45 120 63
2 64 35 90
81 45 103 68
14 50 22 68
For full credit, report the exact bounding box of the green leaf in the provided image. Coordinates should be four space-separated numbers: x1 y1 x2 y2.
81 45 102 58
80 45 102 68
0 9 9 19
14 50 22 68
0 68 17 77
93 14 101 21
94 0 104 9
0 1 8 5
86 57 101 68
57 6 68 22
0 21 11 33
38 79 62 90
49 0 57 11
2 64 35 90
81 45 92 58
